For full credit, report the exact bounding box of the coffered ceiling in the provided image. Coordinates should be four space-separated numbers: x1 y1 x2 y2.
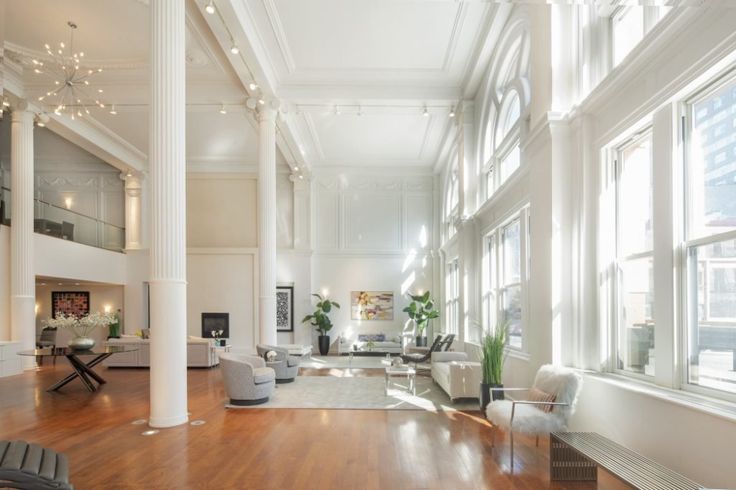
2 0 503 174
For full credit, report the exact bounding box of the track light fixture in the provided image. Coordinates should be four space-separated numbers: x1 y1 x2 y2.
423 106 429 117
449 106 456 118
248 82 258 91
219 104 227 114
109 104 117 115
230 43 239 55
205 1 215 15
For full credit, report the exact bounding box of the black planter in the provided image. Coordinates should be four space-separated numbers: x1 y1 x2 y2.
318 335 331 355
479 382 491 412
415 336 427 347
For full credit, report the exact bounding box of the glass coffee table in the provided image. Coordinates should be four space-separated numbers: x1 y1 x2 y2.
384 365 416 396
18 346 138 393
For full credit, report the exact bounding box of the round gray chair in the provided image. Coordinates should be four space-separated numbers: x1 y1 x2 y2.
219 353 276 406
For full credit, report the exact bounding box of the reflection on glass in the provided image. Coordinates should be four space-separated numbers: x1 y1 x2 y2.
688 239 736 394
690 79 736 239
618 134 653 256
618 257 655 375
504 285 522 350
499 146 521 185
613 7 644 66
503 219 521 283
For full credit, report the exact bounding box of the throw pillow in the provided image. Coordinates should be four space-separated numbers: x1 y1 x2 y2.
528 387 556 413
264 350 277 362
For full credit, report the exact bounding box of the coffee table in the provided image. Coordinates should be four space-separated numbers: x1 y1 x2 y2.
18 346 138 393
384 366 416 396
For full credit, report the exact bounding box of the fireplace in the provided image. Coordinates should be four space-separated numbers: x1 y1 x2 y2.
201 313 229 340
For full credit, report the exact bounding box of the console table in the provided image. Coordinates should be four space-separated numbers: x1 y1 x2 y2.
18 346 138 392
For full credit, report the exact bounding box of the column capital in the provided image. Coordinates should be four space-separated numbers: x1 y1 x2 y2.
10 102 32 122
247 98 280 122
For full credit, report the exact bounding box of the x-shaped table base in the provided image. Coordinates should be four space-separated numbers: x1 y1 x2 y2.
47 353 113 392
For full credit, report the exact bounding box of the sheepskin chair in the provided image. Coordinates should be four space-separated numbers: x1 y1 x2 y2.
485 364 582 468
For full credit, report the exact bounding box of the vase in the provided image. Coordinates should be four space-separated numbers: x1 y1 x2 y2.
69 336 95 350
318 335 330 355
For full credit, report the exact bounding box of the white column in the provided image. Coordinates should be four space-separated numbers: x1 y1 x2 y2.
148 0 188 428
10 105 35 368
122 173 143 250
258 105 278 346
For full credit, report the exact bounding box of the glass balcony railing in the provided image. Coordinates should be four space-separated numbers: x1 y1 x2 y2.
0 186 125 253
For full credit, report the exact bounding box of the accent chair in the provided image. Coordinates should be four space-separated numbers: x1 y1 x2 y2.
220 353 275 406
485 364 583 468
256 344 300 383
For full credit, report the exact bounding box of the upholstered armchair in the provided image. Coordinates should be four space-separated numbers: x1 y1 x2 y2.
219 353 275 406
256 344 300 383
485 364 583 468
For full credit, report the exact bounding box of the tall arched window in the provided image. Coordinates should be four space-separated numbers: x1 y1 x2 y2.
444 157 459 241
479 22 529 201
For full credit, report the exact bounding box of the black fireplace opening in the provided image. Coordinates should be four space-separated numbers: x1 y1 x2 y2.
202 313 229 339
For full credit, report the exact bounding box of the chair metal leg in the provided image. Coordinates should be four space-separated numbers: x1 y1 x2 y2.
510 430 514 469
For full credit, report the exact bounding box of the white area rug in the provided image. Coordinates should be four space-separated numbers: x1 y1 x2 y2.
225 375 479 412
301 355 429 370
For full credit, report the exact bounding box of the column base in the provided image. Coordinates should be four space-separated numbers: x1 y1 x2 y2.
148 412 189 428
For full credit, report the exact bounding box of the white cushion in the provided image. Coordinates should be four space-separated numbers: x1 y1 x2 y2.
486 400 566 434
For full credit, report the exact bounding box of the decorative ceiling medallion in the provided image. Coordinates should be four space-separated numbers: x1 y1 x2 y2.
30 21 109 120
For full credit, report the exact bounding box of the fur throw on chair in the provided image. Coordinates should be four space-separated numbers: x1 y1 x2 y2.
486 364 582 435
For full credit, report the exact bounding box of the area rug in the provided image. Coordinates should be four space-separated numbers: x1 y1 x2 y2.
300 355 400 370
225 375 479 412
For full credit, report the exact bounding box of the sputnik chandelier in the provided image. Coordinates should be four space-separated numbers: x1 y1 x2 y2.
32 21 107 120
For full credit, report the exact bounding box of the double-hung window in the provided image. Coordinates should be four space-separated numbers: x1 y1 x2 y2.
445 259 460 335
614 129 655 376
611 4 670 67
484 91 521 199
684 74 736 396
482 207 529 350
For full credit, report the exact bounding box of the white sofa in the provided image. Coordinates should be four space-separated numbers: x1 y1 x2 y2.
338 333 403 355
104 336 218 368
431 351 482 402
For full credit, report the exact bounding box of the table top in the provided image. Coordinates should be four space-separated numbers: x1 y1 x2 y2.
385 366 416 375
18 346 139 357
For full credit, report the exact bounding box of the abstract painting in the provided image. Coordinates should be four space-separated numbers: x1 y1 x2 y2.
351 291 394 321
51 291 90 319
276 286 294 332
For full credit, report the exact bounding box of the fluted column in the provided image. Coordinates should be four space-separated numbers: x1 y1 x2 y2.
122 172 143 250
10 104 35 369
258 105 278 346
148 0 188 428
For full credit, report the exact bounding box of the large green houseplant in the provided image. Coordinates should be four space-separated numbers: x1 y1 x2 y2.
302 294 340 355
403 291 439 347
480 321 509 411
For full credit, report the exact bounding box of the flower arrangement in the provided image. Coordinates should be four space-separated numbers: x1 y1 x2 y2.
43 311 115 350
210 329 225 340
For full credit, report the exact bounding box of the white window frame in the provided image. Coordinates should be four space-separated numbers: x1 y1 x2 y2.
445 258 460 335
481 206 530 352
484 91 521 201
612 128 655 380
445 160 459 243
610 3 671 69
679 70 736 402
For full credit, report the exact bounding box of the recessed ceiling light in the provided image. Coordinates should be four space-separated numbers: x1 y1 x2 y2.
248 82 258 91
230 43 239 55
205 1 215 14
141 430 159 436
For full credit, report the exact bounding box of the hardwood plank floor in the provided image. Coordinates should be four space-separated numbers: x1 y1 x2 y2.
0 363 630 489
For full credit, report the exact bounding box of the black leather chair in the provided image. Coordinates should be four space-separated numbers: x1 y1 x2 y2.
401 334 444 370
439 333 455 351
36 327 57 366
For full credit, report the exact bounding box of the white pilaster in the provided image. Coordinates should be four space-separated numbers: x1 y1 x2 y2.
148 0 188 428
10 105 35 369
122 172 143 250
258 104 278 346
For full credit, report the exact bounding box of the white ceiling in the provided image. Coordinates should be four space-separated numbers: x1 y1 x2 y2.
3 0 498 173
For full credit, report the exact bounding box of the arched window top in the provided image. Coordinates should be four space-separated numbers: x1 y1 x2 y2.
495 90 521 148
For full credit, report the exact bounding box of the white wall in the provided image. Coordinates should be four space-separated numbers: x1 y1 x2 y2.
35 232 127 285
310 171 435 351
35 283 124 348
0 225 9 341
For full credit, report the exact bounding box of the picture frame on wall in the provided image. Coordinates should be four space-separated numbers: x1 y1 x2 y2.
350 291 394 321
51 291 91 319
276 286 294 332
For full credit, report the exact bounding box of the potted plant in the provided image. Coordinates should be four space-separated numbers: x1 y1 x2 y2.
403 291 439 347
480 321 509 411
44 312 115 350
302 294 340 355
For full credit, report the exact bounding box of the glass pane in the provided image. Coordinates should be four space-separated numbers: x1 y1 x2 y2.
618 133 653 256
688 239 736 394
499 145 521 185
618 257 655 375
496 91 520 147
503 218 521 285
613 7 644 66
689 78 736 239
33 198 124 252
503 285 522 349
486 167 494 198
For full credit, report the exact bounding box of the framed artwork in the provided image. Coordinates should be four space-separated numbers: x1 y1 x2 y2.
51 291 90 318
202 313 229 339
276 286 294 332
351 291 394 321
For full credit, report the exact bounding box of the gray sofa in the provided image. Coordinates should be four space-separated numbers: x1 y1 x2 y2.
220 353 275 406
256 344 301 383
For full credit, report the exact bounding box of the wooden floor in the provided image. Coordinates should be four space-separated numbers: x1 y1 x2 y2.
0 363 630 490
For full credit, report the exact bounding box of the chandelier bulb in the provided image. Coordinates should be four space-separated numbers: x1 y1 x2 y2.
205 1 215 14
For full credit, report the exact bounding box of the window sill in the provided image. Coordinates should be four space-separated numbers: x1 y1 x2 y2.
585 371 736 424
505 348 531 362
